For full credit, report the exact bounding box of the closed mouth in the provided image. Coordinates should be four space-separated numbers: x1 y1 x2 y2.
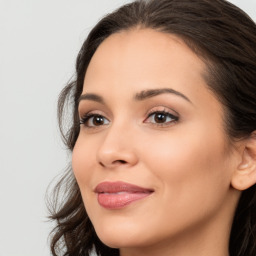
94 181 154 209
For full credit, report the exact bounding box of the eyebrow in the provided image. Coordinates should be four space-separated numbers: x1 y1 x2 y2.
78 88 192 104
134 88 192 103
78 93 105 104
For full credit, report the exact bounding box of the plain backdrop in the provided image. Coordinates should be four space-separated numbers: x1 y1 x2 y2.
0 1 255 255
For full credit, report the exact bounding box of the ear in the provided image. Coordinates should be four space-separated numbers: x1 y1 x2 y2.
231 132 256 191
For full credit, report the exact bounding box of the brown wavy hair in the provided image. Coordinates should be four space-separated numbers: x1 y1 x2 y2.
48 0 256 255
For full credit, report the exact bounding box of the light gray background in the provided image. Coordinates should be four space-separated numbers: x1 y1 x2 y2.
0 1 255 255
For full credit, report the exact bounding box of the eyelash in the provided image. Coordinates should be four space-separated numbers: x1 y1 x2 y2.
79 109 179 128
145 110 179 126
79 113 110 128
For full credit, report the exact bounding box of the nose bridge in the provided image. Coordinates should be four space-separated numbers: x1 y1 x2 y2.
96 119 138 168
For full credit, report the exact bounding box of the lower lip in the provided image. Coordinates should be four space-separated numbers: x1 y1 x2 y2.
97 192 152 209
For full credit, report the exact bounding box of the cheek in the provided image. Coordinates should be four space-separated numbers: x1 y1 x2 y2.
72 133 102 220
140 127 231 209
130 129 232 240
72 134 96 187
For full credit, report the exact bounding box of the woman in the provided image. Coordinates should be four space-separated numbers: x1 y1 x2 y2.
49 0 256 255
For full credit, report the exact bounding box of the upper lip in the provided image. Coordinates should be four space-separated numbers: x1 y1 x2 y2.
94 181 154 194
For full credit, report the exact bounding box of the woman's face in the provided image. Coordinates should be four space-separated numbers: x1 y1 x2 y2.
73 29 240 254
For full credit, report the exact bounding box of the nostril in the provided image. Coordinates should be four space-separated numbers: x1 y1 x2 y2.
99 159 127 167
115 160 127 164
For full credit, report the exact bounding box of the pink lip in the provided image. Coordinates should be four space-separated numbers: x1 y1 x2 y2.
94 181 154 209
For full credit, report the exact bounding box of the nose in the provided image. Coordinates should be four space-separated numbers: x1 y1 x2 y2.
96 124 138 169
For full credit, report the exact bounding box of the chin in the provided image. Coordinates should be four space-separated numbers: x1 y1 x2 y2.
96 230 135 249
93 219 149 249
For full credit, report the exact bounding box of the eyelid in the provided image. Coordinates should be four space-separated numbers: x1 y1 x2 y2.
145 106 179 119
79 110 104 120
79 110 110 128
144 106 179 126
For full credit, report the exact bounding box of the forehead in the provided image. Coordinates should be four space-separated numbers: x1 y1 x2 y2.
83 28 207 92
81 28 222 119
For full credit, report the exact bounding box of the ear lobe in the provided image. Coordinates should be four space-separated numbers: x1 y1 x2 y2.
231 132 256 191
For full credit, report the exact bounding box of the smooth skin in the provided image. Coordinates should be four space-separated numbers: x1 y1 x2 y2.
72 29 256 256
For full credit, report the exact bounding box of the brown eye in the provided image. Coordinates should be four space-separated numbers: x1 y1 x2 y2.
145 111 178 125
154 113 167 123
92 116 105 126
80 114 110 127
